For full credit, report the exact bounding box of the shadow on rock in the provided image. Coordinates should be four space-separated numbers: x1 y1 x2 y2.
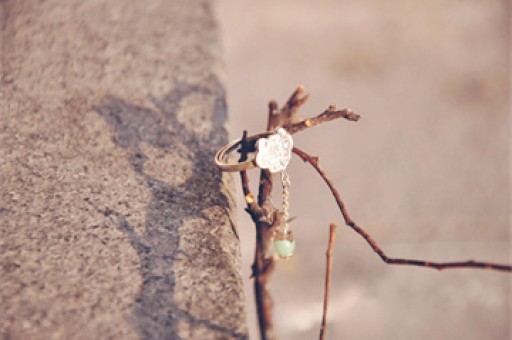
92 75 246 339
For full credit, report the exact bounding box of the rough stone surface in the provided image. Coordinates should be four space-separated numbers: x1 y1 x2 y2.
0 1 247 339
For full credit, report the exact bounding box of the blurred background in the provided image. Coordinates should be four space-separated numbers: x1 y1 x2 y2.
217 1 510 339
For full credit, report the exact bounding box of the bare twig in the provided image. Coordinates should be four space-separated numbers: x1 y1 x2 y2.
239 130 264 219
285 106 360 135
267 85 310 130
253 169 277 340
283 85 310 114
238 131 276 340
320 223 337 340
293 146 512 272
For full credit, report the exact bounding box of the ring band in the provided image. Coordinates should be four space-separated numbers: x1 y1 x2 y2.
215 131 274 172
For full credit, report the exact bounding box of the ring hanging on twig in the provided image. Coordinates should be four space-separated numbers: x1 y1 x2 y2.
215 127 297 258
215 128 293 173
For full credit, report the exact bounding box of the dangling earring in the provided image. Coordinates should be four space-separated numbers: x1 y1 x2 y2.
273 170 295 259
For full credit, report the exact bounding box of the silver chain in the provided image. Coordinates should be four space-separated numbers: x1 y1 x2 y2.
280 171 291 233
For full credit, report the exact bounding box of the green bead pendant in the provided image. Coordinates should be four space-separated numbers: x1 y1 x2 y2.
273 230 295 259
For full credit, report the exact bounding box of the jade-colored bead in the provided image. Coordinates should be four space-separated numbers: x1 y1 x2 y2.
274 239 296 258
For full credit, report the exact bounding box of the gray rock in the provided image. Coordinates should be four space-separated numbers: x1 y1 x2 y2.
0 1 247 339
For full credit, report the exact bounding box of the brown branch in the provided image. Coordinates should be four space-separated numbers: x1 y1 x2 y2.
268 85 310 130
283 85 309 114
293 146 512 273
253 168 277 340
238 130 276 340
285 105 360 135
238 86 511 340
246 88 368 340
267 85 360 135
239 130 264 219
246 87 324 340
320 223 337 340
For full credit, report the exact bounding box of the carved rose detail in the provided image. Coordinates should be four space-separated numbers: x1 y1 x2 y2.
255 128 293 173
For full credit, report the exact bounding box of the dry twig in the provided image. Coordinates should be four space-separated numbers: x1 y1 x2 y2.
293 146 512 272
238 131 276 340
319 223 337 340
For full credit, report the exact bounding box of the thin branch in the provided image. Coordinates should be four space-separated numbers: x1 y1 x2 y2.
268 85 310 130
283 85 309 114
239 130 264 219
253 167 277 340
267 85 360 135
238 130 276 340
320 223 337 340
293 146 512 272
285 106 360 135
267 101 279 131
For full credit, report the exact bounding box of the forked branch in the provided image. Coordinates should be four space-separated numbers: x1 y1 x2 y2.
238 131 276 340
240 86 511 340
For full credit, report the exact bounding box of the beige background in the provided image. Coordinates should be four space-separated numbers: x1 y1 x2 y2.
217 1 510 339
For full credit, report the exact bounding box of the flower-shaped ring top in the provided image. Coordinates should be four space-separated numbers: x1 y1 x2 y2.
214 128 293 173
255 128 293 173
